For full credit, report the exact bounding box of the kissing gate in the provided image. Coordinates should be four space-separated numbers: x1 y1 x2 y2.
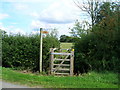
50 48 74 76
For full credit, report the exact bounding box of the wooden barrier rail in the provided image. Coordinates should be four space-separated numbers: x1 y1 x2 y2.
50 48 74 76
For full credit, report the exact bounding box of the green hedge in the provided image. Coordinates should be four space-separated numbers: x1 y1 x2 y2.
2 34 60 72
74 30 120 74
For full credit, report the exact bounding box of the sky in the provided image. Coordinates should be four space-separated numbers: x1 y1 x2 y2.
0 0 91 37
1 0 112 37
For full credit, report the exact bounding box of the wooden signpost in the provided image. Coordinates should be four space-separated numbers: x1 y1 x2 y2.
39 28 48 73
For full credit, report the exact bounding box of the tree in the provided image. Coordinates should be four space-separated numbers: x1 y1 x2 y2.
70 20 89 38
60 35 79 43
96 2 119 26
73 2 120 73
0 29 7 38
60 35 68 42
74 0 102 27
48 28 58 38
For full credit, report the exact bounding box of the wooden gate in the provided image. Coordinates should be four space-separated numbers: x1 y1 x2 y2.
50 48 74 76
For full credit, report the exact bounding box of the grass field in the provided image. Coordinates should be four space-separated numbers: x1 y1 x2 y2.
1 67 118 88
60 43 73 49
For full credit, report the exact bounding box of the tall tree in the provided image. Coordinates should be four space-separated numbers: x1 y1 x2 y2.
70 20 89 38
73 2 120 73
59 35 68 42
74 0 102 28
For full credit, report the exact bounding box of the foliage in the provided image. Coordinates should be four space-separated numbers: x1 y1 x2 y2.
73 2 120 74
74 32 120 73
0 30 2 65
95 2 119 25
60 20 89 43
74 0 102 27
59 35 79 43
48 28 58 38
42 35 60 71
2 32 60 72
70 20 90 38
59 35 69 42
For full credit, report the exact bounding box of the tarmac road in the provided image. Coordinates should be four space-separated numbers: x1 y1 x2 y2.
0 81 29 88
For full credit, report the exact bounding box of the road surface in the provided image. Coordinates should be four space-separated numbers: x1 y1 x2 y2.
0 81 29 88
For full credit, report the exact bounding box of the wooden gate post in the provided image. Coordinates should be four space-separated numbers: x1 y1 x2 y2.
50 48 54 74
70 49 74 76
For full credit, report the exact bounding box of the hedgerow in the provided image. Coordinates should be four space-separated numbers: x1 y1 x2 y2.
2 32 60 72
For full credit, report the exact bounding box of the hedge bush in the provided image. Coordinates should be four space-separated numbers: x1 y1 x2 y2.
74 30 120 74
73 2 120 74
2 33 60 72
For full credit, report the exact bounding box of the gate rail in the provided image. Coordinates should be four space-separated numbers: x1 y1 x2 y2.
50 48 74 76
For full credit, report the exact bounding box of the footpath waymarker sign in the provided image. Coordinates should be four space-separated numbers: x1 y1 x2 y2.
41 31 48 34
39 28 48 73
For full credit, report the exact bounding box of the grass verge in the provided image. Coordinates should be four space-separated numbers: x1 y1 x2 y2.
1 67 119 88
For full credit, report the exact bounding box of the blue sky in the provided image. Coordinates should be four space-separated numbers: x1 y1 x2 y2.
0 0 90 36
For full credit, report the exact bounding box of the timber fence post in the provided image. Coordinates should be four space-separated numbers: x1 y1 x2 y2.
70 49 74 76
50 48 54 74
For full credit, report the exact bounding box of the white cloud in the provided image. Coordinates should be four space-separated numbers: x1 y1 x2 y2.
14 3 28 10
30 12 39 18
0 22 7 30
29 0 81 36
31 20 48 29
31 30 39 34
11 22 18 25
48 23 74 37
30 20 74 37
0 22 26 35
1 0 55 2
30 0 79 36
37 0 80 24
10 28 26 35
0 13 9 20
